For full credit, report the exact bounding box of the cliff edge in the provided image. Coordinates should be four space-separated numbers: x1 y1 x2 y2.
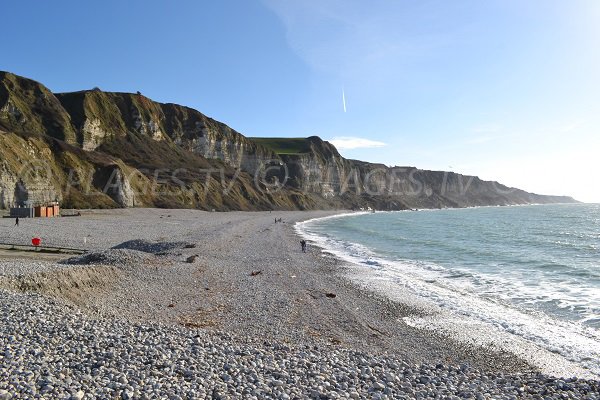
0 71 577 211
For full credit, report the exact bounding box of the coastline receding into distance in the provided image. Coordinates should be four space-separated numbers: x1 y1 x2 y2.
0 70 579 213
3 1 599 397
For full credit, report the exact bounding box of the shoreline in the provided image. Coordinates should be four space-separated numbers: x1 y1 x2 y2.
1 208 598 398
296 210 598 380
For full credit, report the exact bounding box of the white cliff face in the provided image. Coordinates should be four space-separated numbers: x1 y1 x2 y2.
148 119 165 140
113 169 135 207
0 171 60 208
98 166 135 207
22 181 61 206
191 127 229 160
0 168 17 209
0 139 62 208
218 137 242 166
131 107 166 141
81 119 111 151
170 123 275 176
282 153 354 198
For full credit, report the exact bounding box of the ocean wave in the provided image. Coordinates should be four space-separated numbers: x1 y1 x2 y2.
296 207 600 378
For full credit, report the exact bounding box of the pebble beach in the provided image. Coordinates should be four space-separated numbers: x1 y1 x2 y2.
1 209 599 399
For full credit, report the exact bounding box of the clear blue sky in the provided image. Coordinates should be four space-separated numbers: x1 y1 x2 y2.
3 0 599 202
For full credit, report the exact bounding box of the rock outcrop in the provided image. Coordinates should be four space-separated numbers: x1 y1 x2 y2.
0 71 578 211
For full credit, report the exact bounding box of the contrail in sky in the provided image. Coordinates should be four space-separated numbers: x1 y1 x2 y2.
342 87 347 113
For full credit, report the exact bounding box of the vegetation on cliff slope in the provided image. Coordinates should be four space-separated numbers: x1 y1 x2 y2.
249 138 313 155
0 71 578 211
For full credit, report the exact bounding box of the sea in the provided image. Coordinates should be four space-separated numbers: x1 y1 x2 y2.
296 203 600 378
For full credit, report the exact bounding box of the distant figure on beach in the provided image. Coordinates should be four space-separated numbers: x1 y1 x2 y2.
14 217 19 227
300 240 307 253
275 218 277 223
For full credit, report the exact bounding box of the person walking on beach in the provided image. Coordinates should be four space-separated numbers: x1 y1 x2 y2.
14 217 19 227
300 240 307 253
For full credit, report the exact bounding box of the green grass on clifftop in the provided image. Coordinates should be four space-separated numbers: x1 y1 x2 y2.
249 138 311 155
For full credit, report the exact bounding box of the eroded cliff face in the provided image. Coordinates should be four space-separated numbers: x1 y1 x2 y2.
0 71 578 211
262 137 576 210
54 91 278 175
0 133 63 208
159 104 278 175
0 131 144 209
278 137 357 198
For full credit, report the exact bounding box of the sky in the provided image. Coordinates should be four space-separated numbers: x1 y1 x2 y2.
2 0 599 202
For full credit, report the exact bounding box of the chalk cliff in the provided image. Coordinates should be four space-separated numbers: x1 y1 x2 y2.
0 71 577 211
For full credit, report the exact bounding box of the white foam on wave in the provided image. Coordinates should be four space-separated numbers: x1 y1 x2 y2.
296 214 600 379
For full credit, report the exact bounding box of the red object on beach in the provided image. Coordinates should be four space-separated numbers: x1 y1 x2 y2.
32 237 41 247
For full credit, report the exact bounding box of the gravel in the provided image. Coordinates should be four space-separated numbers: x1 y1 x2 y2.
1 289 598 399
0 260 70 277
112 239 195 255
61 249 154 268
1 209 599 398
